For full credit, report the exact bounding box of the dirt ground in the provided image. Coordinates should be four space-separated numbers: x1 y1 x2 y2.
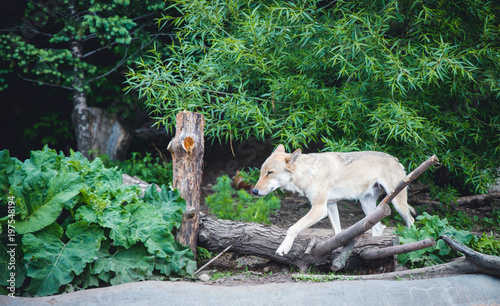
195 140 500 286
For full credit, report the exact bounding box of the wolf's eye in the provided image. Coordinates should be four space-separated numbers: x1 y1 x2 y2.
266 171 273 176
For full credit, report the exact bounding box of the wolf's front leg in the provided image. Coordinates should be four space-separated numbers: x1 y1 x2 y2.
276 202 327 256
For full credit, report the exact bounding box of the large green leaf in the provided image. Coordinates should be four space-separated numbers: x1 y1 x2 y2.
22 222 104 296
0 150 24 193
15 171 83 234
98 207 133 248
143 185 185 230
126 203 167 243
22 146 64 174
143 229 177 258
92 245 155 286
154 242 196 277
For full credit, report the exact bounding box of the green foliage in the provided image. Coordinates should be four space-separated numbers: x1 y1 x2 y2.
102 152 173 186
292 273 355 282
0 147 195 297
445 209 500 232
428 185 460 205
471 232 500 257
196 247 216 261
396 212 499 268
0 0 169 110
480 209 500 230
237 167 261 185
205 175 280 224
445 210 475 230
22 111 74 147
126 0 500 194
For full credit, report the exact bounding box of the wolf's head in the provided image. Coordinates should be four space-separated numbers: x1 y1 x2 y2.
252 144 301 196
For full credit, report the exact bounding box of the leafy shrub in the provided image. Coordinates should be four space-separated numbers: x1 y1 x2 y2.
102 152 173 186
479 209 500 231
127 0 500 194
205 175 280 224
471 232 500 257
396 212 499 268
0 147 195 297
444 208 500 233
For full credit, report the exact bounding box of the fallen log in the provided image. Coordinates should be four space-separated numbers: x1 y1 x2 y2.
198 214 401 272
411 191 500 207
331 238 357 271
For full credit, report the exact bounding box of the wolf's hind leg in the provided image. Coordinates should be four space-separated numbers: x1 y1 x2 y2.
359 190 385 236
327 201 341 235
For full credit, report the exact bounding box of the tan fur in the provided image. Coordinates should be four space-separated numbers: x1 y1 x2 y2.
252 144 416 256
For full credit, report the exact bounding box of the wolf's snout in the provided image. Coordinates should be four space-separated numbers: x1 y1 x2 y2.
252 188 259 195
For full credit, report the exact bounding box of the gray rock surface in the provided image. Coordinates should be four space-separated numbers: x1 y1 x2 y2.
2 274 499 306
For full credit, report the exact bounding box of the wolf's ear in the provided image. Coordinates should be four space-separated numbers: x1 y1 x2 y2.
273 144 286 154
285 149 301 164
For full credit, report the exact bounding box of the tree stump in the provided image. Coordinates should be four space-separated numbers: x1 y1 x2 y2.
167 111 205 257
87 107 132 160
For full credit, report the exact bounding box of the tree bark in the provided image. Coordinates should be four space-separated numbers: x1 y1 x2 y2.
70 37 92 159
70 39 132 160
87 107 132 160
360 238 436 261
168 111 205 258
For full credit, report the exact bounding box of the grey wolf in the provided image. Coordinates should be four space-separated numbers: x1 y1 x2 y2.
252 144 416 256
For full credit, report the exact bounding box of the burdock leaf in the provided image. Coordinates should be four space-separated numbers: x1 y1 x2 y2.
92 244 155 286
143 185 185 230
22 222 104 296
15 172 83 234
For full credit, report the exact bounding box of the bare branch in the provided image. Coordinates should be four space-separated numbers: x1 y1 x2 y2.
360 238 435 260
86 35 160 83
311 203 392 258
17 74 73 90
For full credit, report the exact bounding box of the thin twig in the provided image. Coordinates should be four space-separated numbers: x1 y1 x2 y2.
195 245 233 275
360 238 435 260
17 74 73 90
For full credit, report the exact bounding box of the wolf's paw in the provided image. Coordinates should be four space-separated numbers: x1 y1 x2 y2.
371 223 387 236
276 239 293 256
275 247 288 256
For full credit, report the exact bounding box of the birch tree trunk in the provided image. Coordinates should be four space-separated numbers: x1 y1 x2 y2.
70 36 93 159
69 19 131 160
